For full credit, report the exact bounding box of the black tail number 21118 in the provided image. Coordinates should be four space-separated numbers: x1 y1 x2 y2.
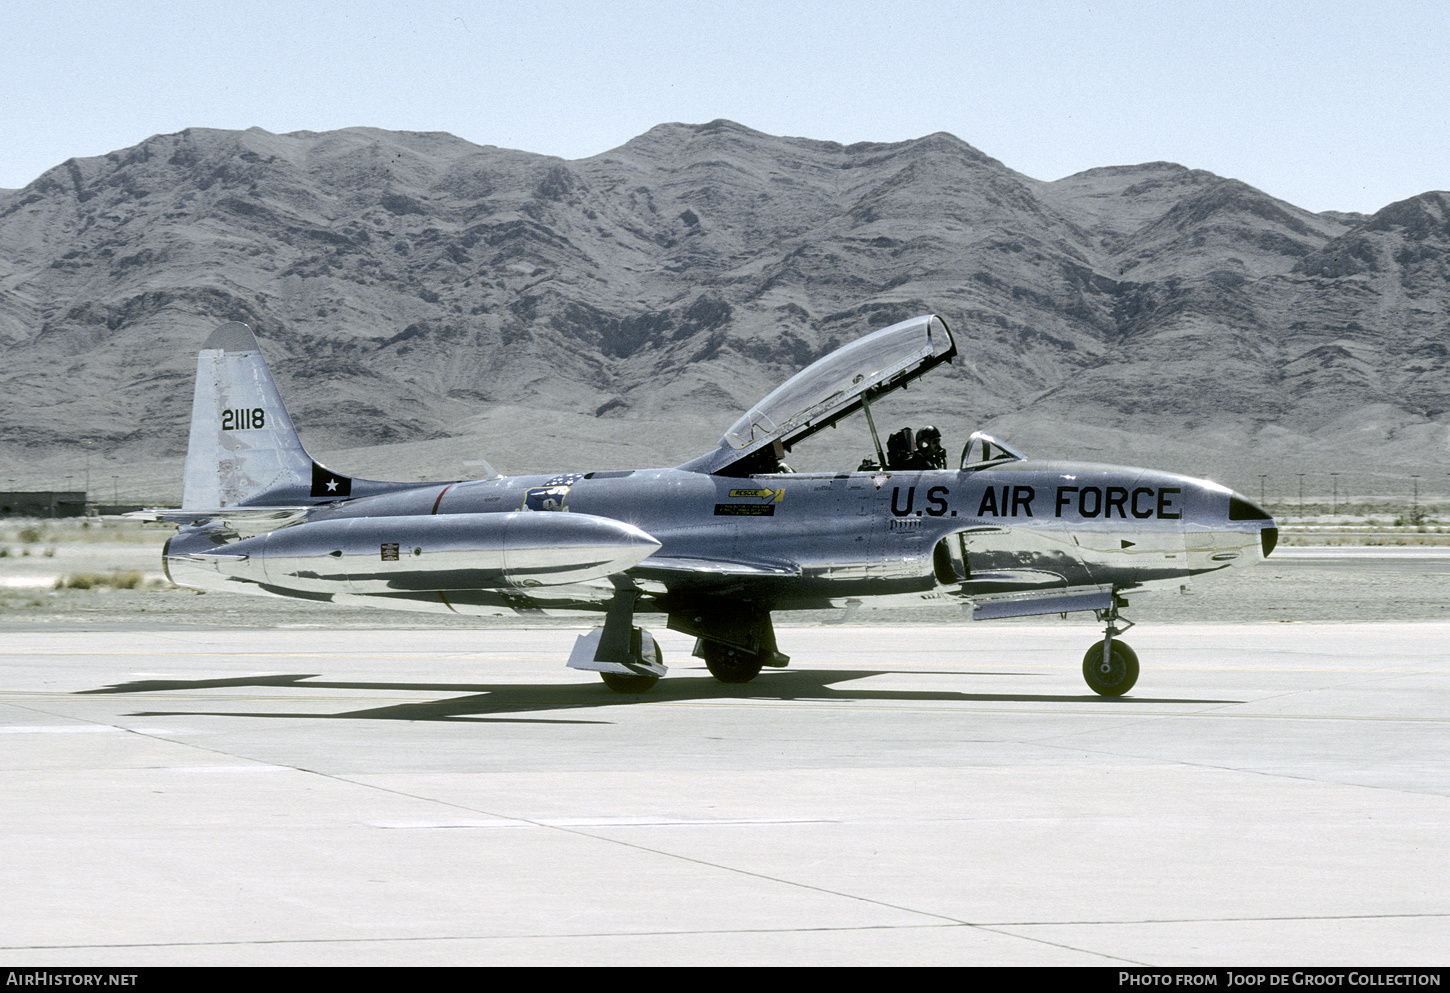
222 408 266 431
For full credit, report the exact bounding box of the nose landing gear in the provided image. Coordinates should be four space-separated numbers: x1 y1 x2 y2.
1083 598 1138 697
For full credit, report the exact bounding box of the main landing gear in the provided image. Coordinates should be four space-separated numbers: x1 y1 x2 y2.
567 591 667 694
672 606 789 686
599 639 664 694
1083 597 1138 697
700 641 765 683
571 598 792 694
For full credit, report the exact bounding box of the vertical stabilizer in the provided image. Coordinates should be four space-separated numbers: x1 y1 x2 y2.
182 322 314 508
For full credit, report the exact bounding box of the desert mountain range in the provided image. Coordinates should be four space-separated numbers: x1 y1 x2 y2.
0 120 1445 502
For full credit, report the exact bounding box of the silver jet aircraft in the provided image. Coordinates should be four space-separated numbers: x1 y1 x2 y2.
154 315 1277 696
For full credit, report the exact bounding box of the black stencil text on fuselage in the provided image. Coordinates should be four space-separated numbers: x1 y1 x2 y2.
969 484 1183 520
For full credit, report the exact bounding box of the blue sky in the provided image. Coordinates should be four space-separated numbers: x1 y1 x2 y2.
2 0 1445 213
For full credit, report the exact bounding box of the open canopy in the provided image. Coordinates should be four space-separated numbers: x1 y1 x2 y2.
681 314 956 475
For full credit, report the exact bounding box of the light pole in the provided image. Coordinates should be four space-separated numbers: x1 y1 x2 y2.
1330 473 1340 516
1259 474 1267 507
1297 473 1305 516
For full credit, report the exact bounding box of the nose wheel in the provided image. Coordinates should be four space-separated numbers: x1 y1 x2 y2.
1082 638 1139 696
1084 599 1138 696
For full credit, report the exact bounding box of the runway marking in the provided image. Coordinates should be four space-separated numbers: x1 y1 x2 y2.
1 693 534 705
655 701 1450 722
0 651 561 660
3 651 1444 674
979 911 1450 926
7 912 1450 957
367 816 836 829
0 724 202 735
0 920 1128 957
4 692 1449 724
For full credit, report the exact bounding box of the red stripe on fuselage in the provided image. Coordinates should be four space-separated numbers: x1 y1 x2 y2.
431 484 455 515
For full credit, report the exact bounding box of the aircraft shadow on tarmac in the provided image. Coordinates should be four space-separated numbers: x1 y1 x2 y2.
82 668 1241 723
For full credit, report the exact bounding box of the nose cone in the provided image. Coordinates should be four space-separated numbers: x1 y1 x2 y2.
1229 493 1278 558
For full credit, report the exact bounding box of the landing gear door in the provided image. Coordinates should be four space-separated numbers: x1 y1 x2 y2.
932 532 968 584
953 525 1091 590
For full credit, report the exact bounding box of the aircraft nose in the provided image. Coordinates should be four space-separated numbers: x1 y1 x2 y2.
1229 492 1277 558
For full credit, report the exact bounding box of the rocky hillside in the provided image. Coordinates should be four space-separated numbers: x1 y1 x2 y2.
0 121 1444 500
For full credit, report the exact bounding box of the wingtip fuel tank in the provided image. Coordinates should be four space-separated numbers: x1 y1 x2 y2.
166 511 661 596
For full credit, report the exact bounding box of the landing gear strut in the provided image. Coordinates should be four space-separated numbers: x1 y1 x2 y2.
1083 596 1138 697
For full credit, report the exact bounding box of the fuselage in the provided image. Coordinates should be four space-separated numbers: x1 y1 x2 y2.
165 459 1276 617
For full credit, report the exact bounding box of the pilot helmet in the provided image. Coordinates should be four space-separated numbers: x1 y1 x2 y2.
916 425 942 449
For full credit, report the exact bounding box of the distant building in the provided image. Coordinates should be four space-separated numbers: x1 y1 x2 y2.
0 491 88 517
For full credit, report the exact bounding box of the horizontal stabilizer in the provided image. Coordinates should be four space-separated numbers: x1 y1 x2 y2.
128 506 311 535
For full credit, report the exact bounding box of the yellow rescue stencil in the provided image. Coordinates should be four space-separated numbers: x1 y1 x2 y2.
727 488 786 503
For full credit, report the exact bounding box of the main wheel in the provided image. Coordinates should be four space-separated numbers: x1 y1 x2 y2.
599 631 663 694
701 641 764 683
1082 639 1139 697
600 671 659 694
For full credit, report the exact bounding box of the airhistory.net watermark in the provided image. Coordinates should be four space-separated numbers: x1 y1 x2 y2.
6 975 138 987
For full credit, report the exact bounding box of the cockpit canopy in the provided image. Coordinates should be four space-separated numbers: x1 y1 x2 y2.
682 315 956 475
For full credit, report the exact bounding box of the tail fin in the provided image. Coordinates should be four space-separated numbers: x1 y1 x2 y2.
182 322 343 508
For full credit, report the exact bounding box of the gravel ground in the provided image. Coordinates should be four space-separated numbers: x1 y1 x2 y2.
3 519 1446 629
2 550 1446 630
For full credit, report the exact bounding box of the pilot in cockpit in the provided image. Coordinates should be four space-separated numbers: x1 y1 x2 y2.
863 425 947 472
912 425 947 470
771 439 794 473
